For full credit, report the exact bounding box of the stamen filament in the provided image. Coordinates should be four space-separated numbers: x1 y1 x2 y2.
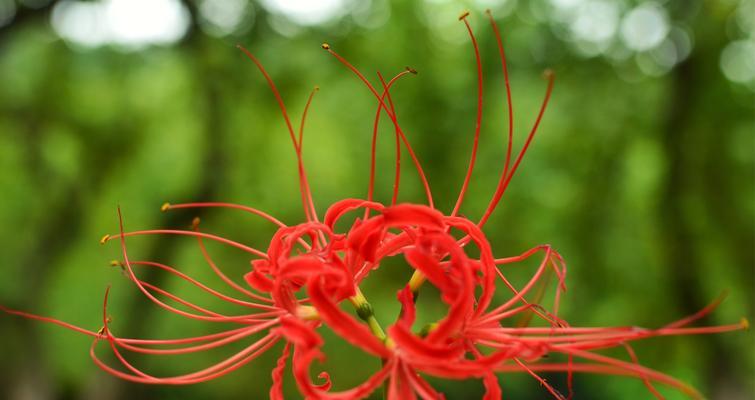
323 44 435 209
451 13 484 218
103 229 267 259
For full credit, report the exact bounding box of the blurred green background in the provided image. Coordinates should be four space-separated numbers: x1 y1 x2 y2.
0 0 752 399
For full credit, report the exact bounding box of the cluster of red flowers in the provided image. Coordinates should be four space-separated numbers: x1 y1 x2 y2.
2 10 746 400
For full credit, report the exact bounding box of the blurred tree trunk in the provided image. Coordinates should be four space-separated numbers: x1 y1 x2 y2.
657 6 749 398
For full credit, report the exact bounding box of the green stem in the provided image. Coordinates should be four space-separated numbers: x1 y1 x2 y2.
349 287 389 343
408 270 426 294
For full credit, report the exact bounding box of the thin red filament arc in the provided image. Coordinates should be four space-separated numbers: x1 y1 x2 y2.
366 69 413 215
324 46 435 209
377 71 405 206
484 10 515 219
237 45 319 224
478 70 555 228
451 15 484 217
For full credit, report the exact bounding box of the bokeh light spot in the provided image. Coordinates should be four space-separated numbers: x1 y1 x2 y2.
720 39 755 84
260 0 346 26
570 1 619 44
620 3 669 51
51 0 190 50
198 0 253 37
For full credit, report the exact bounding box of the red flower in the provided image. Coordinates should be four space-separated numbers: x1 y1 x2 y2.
266 10 745 399
1 9 746 400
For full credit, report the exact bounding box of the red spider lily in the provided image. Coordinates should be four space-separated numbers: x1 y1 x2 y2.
276 202 743 399
1 9 747 400
265 11 746 399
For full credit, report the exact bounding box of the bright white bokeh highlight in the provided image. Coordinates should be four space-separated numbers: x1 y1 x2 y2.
570 1 620 47
260 0 346 26
198 0 252 37
620 3 669 51
51 0 190 50
548 0 620 57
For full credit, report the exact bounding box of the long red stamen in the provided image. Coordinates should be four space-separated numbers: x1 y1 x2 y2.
103 229 267 259
663 291 727 329
90 332 280 384
479 70 555 227
298 86 319 151
162 195 310 254
163 202 287 227
485 246 557 318
0 304 101 337
514 358 566 400
96 277 280 382
0 303 281 349
137 278 235 318
192 220 277 302
298 86 321 224
495 362 702 399
474 302 563 328
451 13 484 217
135 276 276 323
115 208 272 324
119 325 275 347
469 319 747 346
494 245 567 301
377 71 406 206
323 44 435 208
486 10 515 198
402 361 442 399
561 348 702 398
101 288 157 379
128 260 275 310
112 320 279 355
621 342 663 399
237 45 319 223
365 70 412 219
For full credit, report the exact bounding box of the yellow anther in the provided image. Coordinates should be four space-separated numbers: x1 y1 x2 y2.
321 43 330 50
406 66 418 75
97 318 114 335
349 288 368 308
419 322 439 337
191 217 201 230
296 305 319 321
543 68 554 79
741 318 749 330
100 234 110 245
458 10 470 20
109 260 123 268
160 202 171 212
